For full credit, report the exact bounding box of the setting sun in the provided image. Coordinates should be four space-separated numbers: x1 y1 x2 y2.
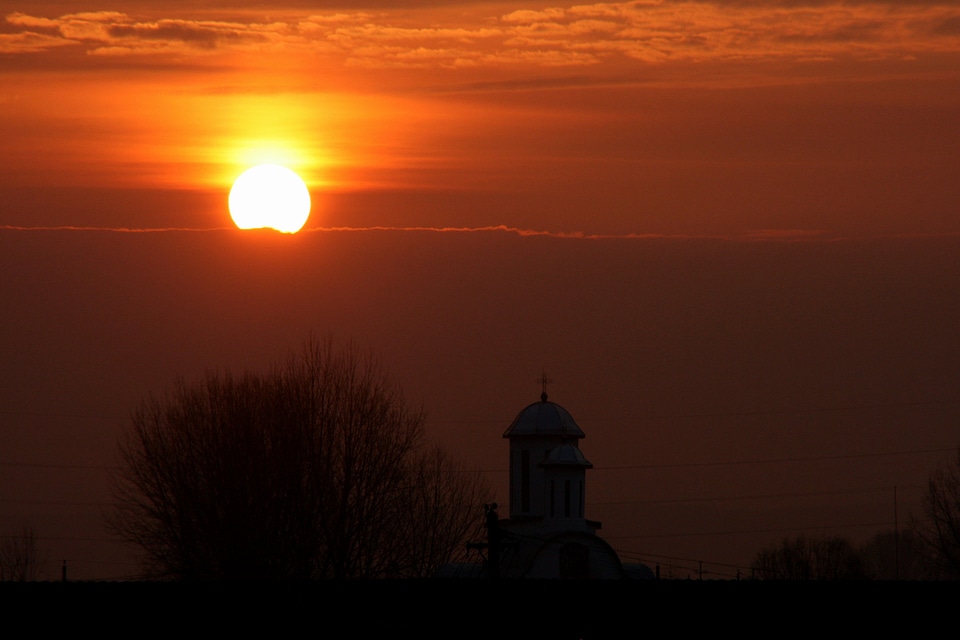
228 164 311 233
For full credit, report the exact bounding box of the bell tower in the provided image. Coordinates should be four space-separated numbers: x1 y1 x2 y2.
494 384 628 579
502 391 593 525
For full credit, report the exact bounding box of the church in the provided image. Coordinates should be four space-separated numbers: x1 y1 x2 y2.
480 390 628 579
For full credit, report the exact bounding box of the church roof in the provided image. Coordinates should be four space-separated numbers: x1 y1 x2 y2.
540 442 593 468
503 393 585 439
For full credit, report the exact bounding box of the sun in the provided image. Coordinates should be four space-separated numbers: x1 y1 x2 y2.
228 164 311 233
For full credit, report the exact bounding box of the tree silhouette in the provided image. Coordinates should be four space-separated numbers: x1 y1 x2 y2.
858 529 934 580
0 527 45 581
917 449 960 578
393 445 489 578
110 338 487 580
752 534 865 580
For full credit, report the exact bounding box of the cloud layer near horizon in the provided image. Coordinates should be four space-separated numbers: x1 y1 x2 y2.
4 1 960 68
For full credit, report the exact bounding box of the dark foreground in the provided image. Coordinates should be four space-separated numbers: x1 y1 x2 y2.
1 579 953 635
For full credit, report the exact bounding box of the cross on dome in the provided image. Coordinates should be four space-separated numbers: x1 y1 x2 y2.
538 371 553 402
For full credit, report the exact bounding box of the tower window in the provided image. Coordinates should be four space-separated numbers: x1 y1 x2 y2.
579 480 584 518
521 450 530 513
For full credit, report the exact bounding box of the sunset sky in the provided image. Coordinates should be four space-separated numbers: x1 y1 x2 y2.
3 1 960 580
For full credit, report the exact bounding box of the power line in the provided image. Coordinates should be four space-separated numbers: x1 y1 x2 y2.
429 398 960 426
0 460 114 471
589 398 960 422
0 498 109 507
0 410 126 420
592 447 955 471
605 519 895 541
465 446 954 475
4 398 957 425
4 445 953 474
591 484 924 508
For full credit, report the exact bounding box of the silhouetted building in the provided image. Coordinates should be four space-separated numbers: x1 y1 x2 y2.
496 392 626 579
442 391 653 579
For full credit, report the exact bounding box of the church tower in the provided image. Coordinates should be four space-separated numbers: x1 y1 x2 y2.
496 389 627 579
503 391 594 530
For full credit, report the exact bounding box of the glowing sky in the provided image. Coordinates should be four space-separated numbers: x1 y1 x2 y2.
2 2 960 581
3 1 959 236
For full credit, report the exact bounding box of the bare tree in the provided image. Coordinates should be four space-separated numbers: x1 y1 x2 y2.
392 446 489 578
0 527 46 582
916 449 960 578
110 338 488 580
859 529 935 580
752 534 865 580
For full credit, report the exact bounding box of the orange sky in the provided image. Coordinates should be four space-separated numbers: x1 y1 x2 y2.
3 1 960 236
3 2 960 581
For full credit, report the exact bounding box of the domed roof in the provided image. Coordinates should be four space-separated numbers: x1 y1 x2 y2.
503 393 585 439
540 443 593 468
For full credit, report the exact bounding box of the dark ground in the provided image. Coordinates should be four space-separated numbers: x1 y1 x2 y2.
1 579 951 634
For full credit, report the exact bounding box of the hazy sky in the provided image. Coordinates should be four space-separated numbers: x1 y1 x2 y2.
2 1 960 579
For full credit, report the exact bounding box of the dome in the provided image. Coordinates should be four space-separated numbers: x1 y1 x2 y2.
503 393 585 439
540 443 593 468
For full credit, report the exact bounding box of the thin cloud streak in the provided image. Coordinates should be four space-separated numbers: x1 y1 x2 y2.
313 225 714 239
0 225 233 233
6 224 959 243
0 223 738 238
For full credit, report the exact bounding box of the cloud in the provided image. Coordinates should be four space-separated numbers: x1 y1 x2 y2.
742 229 829 241
108 20 261 47
0 223 894 243
930 15 960 35
501 8 569 23
3 11 296 57
0 31 77 53
3 2 960 67
0 225 230 233
9 222 960 245
6 13 61 29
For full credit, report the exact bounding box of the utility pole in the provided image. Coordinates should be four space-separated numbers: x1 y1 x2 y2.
894 485 900 580
467 503 505 579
